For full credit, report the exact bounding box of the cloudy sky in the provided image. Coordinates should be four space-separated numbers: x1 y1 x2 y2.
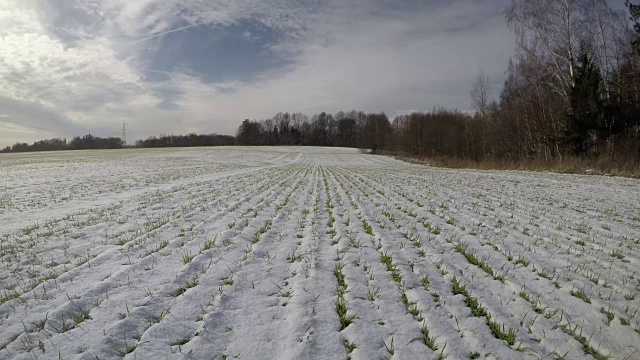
0 0 516 147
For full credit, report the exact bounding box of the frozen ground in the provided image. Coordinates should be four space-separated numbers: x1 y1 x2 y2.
0 146 639 359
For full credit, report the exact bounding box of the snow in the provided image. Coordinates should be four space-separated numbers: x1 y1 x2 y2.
1 146 639 359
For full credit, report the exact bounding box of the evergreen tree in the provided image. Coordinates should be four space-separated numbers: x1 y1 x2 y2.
627 1 640 53
567 50 604 156
236 119 262 145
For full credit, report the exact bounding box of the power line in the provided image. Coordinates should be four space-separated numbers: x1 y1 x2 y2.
0 102 75 127
0 119 77 136
0 102 118 136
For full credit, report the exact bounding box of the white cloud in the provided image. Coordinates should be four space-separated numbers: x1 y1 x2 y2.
166 0 514 124
0 0 515 147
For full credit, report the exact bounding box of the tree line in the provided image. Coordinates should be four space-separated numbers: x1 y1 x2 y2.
134 133 234 148
235 111 392 152
1 133 233 153
2 134 124 153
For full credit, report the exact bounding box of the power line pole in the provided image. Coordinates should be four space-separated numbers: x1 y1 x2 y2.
121 121 130 146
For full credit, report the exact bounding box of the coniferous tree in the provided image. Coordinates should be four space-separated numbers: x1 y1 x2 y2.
627 1 640 53
567 50 604 156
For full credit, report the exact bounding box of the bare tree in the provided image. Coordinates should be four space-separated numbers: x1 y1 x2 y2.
582 0 630 97
291 112 307 131
471 69 490 117
506 0 582 100
471 69 491 155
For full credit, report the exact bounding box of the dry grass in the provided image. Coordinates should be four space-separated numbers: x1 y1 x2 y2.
392 153 640 179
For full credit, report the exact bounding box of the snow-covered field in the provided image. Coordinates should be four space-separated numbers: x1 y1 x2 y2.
1 146 639 359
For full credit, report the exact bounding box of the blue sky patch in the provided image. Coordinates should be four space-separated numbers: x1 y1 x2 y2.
143 20 284 84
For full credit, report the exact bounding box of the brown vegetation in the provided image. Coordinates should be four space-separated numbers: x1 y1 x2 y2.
394 151 640 178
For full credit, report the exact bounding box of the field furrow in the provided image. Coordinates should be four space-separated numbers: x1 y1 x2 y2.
1 147 638 360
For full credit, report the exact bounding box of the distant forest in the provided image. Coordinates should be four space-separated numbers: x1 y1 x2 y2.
2 134 124 153
1 133 234 153
4 1 640 174
134 133 235 148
